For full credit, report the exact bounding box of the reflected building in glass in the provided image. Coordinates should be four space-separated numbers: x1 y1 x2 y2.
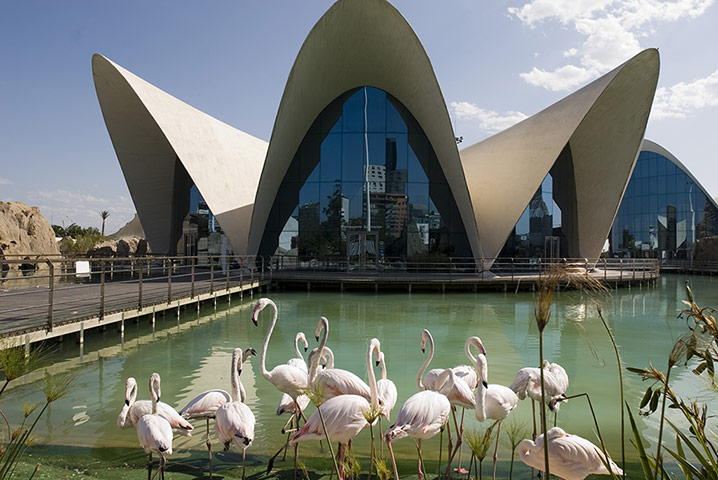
257 87 471 261
609 140 718 259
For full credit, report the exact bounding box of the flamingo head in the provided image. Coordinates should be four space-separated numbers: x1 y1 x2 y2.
252 298 272 325
420 329 432 353
124 377 137 405
370 338 381 365
315 317 328 342
243 347 257 362
296 332 308 351
476 353 489 385
376 351 384 367
149 373 161 402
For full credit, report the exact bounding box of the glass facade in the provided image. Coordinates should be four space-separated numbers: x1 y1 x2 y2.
610 150 718 258
258 87 471 261
177 185 231 261
499 174 566 258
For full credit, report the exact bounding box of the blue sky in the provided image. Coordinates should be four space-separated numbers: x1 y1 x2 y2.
1 0 717 233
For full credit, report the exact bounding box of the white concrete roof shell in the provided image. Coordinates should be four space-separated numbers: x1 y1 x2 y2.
92 54 267 254
459 49 659 265
247 0 476 257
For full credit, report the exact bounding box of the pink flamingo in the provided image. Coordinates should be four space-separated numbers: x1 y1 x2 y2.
466 337 519 478
118 377 193 437
136 373 173 480
214 347 256 480
308 317 371 401
510 360 569 433
291 338 381 480
385 367 454 480
287 332 309 374
178 347 255 478
519 427 623 480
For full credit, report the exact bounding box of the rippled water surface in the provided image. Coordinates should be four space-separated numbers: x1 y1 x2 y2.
4 273 718 461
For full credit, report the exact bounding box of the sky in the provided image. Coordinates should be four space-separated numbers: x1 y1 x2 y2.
1 0 717 234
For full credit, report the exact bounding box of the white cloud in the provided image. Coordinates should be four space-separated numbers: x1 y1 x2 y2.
509 0 715 91
25 189 135 232
0 178 11 185
652 70 718 119
450 101 528 133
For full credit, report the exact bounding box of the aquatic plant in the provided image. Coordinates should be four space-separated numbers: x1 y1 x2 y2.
0 344 74 480
500 420 530 480
465 426 494 480
628 282 718 480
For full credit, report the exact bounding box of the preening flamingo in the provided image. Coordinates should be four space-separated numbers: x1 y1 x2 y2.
308 317 371 401
291 338 381 480
215 347 256 480
118 377 193 436
385 368 453 480
518 427 623 480
136 373 173 480
510 359 569 431
179 347 255 478
467 337 518 478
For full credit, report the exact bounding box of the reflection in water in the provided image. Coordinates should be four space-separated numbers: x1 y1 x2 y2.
1 275 716 461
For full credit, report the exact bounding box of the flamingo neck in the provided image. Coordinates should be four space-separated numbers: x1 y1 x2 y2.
259 300 278 380
230 349 241 401
294 334 304 361
150 377 159 415
474 355 488 421
309 317 328 382
416 332 434 390
367 340 380 408
379 358 387 380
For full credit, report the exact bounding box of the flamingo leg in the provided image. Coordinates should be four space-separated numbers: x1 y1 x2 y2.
438 425 444 476
416 439 425 480
446 413 454 472
147 452 153 480
492 421 502 480
205 418 213 480
531 400 537 480
445 407 463 478
242 447 247 480
553 410 557 427
293 442 299 480
295 398 308 423
454 408 468 474
386 438 400 480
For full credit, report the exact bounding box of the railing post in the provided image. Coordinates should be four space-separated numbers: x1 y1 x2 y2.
100 259 105 320
138 259 143 310
511 258 515 281
620 258 623 280
603 258 607 282
226 257 231 291
191 257 196 298
167 258 173 303
210 257 214 294
261 257 265 281
46 259 54 332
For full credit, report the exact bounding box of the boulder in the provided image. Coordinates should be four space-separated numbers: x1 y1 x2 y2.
86 236 149 258
0 202 60 257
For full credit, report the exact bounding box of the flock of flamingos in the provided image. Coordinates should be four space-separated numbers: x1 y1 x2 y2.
116 297 624 480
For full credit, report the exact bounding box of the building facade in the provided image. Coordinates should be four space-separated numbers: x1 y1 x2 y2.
94 0 662 270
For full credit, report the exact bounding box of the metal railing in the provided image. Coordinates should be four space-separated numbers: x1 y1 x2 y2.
0 255 263 335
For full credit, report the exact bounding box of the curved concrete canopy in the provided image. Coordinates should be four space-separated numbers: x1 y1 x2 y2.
459 48 659 265
641 139 718 211
93 54 268 254
247 0 476 257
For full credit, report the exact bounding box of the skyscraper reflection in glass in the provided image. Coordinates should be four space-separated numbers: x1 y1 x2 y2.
610 147 718 258
258 87 470 260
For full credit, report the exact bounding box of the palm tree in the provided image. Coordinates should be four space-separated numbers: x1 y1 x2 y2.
99 210 110 236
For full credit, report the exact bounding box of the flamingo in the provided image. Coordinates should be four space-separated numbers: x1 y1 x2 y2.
385 368 453 480
117 377 193 436
416 329 475 472
178 347 255 478
291 338 381 480
308 317 371 401
136 373 173 480
375 350 397 420
251 298 309 414
510 360 569 432
286 332 309 374
467 337 519 479
215 347 256 480
518 427 623 480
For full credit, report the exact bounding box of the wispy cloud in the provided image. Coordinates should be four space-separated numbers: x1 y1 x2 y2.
652 70 718 119
25 189 135 232
0 178 11 185
509 0 715 91
450 101 528 134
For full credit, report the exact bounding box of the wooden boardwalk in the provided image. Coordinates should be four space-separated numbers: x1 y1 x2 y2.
0 272 267 348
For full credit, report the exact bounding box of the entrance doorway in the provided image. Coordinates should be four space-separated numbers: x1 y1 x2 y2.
346 231 378 271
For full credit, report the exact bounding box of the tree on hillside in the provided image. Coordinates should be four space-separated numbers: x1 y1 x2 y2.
99 211 110 236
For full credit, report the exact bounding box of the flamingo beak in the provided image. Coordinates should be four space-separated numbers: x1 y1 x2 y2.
304 346 308 352
125 399 130 406
250 348 257 356
375 359 380 367
315 335 320 342
482 381 488 388
421 347 425 353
